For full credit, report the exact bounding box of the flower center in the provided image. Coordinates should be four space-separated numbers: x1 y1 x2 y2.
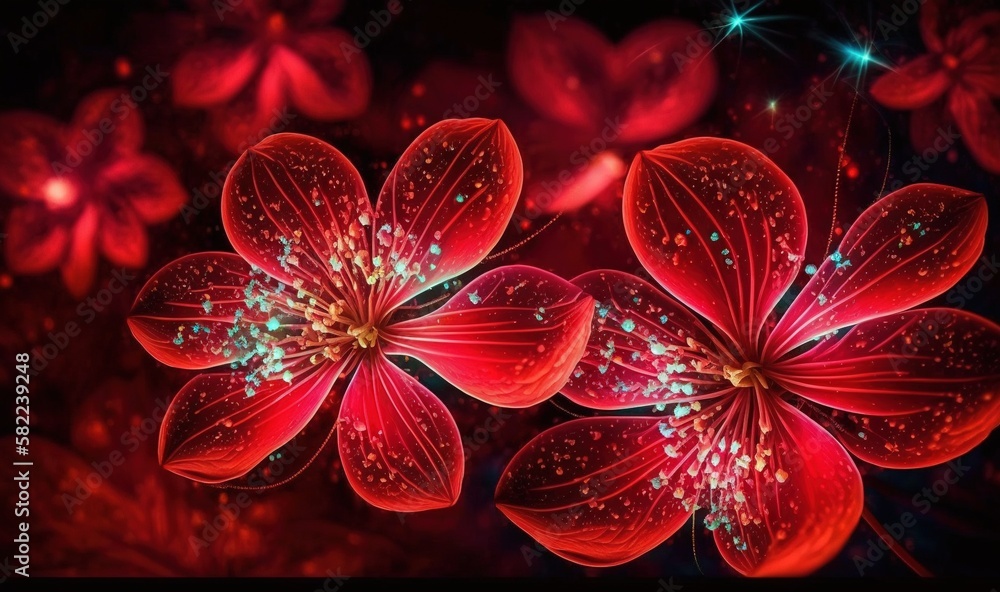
42 177 77 209
722 361 769 389
941 53 960 70
265 12 287 39
347 322 379 349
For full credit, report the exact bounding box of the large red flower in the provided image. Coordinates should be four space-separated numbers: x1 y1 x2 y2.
0 89 186 297
128 119 594 512
870 0 1000 173
172 0 371 152
495 137 1000 575
508 15 718 214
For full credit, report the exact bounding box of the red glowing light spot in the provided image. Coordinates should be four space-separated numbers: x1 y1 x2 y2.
411 82 426 97
266 12 287 37
846 165 859 179
0 274 12 289
42 178 77 208
114 57 132 79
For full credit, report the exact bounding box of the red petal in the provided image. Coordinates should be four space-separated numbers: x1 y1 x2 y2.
772 308 1000 468
712 398 863 576
766 184 987 358
495 417 694 566
68 88 144 158
159 360 343 482
0 112 63 201
383 265 594 408
172 42 261 107
507 16 611 130
949 86 1000 174
624 138 807 350
371 118 523 311
221 132 373 312
3 205 68 274
60 205 99 298
615 20 718 143
209 58 289 154
870 55 951 110
562 270 731 410
98 205 148 268
920 0 945 53
282 30 371 120
95 155 187 224
337 354 463 511
300 0 345 24
128 252 272 370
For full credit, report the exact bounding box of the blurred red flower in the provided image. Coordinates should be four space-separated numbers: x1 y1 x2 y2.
172 0 372 153
0 89 186 297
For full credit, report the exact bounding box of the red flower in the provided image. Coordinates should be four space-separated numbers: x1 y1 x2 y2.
128 119 594 512
870 1 1000 173
507 15 718 213
0 89 186 297
173 0 371 153
495 137 1000 575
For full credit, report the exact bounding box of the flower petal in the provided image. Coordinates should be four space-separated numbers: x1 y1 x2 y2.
60 205 99 298
615 20 718 143
281 30 371 120
870 55 951 110
766 183 987 358
99 205 148 268
371 118 523 311
172 42 261 107
920 0 944 53
0 111 63 201
712 398 863 576
383 265 594 408
771 308 1000 468
128 252 272 370
95 155 187 224
68 88 144 158
624 138 807 350
337 354 463 512
221 132 374 312
159 360 343 483
495 417 694 566
209 57 289 154
949 85 1000 174
3 205 68 274
507 16 611 130
562 269 730 410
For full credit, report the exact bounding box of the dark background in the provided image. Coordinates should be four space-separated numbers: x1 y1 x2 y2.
1 0 998 579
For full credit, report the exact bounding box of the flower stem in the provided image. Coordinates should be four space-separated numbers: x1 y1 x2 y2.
861 505 933 577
